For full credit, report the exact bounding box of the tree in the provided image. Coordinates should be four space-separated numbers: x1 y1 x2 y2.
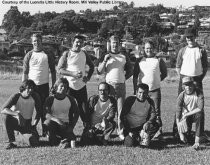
150 13 161 23
30 22 38 31
8 25 18 39
129 1 134 8
194 13 200 30
21 12 33 27
171 13 179 32
2 6 22 32
113 6 118 11
21 28 33 39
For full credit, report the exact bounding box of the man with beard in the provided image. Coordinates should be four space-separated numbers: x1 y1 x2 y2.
81 82 117 146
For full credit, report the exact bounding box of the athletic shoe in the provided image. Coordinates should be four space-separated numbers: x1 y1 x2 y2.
139 130 150 147
192 142 200 150
6 143 17 150
119 134 125 141
59 139 70 149
152 129 163 140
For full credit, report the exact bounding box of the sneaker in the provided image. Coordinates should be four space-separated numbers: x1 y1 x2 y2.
140 130 150 147
6 143 17 150
192 142 200 150
59 139 70 149
152 129 163 140
119 134 125 141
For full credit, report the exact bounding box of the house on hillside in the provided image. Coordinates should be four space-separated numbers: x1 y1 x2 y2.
9 38 60 58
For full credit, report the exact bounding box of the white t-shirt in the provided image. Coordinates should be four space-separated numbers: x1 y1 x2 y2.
180 47 203 76
28 51 49 85
105 53 126 83
65 50 86 90
138 57 161 91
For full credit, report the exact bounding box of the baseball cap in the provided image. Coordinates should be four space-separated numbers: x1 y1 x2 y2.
182 77 194 85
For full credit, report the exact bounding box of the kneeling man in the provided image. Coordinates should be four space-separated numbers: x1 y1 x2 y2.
121 83 159 147
81 82 117 146
44 78 79 149
1 80 41 149
175 77 205 149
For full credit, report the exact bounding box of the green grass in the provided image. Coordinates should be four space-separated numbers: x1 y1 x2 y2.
0 72 210 165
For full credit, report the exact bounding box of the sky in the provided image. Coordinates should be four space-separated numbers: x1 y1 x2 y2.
0 0 210 26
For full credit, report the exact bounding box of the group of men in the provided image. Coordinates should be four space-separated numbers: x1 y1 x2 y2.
1 27 209 150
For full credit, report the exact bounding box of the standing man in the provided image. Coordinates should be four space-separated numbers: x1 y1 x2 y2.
133 41 167 137
121 83 159 147
97 35 133 140
57 34 94 128
176 28 208 95
81 82 117 146
22 33 56 136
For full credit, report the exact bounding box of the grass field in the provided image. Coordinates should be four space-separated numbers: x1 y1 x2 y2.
0 72 210 165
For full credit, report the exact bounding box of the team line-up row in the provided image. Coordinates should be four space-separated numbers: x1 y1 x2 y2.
1 28 209 150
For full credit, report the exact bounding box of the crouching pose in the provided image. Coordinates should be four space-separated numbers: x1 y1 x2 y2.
173 77 206 150
44 78 79 149
1 80 41 149
81 82 117 146
121 83 159 147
